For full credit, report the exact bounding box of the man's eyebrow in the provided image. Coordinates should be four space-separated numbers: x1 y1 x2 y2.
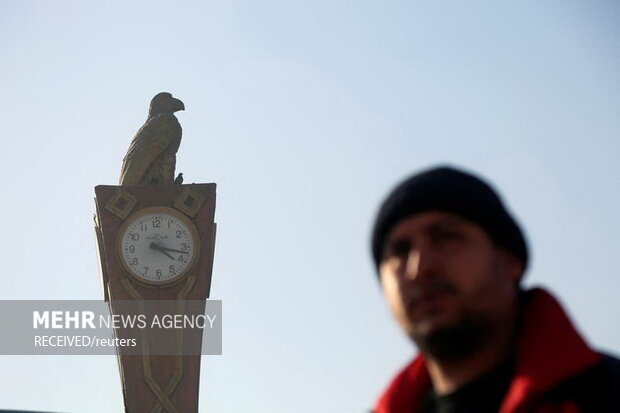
423 217 467 231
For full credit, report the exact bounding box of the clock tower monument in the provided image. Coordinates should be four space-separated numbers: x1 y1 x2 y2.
93 92 216 412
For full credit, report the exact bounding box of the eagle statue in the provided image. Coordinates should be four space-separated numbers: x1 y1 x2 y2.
119 92 185 185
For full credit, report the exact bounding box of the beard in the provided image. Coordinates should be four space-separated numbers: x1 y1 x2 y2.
410 313 494 362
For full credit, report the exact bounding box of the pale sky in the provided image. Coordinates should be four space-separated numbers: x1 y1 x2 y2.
1 1 618 412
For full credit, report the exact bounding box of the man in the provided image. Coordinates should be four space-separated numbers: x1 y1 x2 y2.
371 166 620 413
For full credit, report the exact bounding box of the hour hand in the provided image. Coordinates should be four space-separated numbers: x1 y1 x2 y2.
149 243 175 260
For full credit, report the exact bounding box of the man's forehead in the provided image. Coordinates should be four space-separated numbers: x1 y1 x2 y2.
386 211 473 239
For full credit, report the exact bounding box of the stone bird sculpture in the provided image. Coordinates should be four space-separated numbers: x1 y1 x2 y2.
119 92 185 185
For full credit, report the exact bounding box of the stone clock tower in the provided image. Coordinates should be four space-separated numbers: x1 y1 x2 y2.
94 93 216 412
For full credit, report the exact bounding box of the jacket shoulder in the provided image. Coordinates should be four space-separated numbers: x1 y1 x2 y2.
546 353 620 412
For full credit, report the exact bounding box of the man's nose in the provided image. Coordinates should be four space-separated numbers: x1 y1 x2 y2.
403 246 436 281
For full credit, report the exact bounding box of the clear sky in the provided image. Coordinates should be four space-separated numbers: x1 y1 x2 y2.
1 1 618 412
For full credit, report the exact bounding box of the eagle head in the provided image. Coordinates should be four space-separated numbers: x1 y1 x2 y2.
148 92 185 117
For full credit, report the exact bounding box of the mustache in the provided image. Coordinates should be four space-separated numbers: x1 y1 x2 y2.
403 280 458 302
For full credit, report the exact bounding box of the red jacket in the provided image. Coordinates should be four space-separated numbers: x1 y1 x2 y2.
374 288 606 413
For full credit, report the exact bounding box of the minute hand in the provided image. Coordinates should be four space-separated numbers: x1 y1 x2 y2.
149 242 175 260
159 246 190 255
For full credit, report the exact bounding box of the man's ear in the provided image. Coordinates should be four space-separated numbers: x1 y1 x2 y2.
499 248 525 284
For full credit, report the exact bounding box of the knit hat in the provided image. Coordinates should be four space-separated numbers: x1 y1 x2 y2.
371 166 528 270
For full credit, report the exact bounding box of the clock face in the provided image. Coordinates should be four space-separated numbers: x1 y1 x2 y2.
118 207 199 285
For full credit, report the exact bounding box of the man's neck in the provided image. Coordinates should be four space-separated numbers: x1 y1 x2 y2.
425 323 515 395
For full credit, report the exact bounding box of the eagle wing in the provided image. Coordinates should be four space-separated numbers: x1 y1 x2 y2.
119 114 182 185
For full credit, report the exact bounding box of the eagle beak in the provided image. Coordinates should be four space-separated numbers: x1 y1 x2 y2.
175 99 185 112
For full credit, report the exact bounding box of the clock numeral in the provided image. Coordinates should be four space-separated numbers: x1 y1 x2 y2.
169 265 176 275
168 219 174 229
176 230 183 239
130 257 138 265
181 242 189 251
178 255 184 262
128 245 135 253
155 269 163 278
153 219 161 228
142 267 149 276
130 233 139 241
140 222 146 232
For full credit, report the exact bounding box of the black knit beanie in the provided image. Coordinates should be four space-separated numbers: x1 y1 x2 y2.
371 166 528 271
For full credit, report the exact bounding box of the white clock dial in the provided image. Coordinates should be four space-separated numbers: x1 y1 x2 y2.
118 207 199 285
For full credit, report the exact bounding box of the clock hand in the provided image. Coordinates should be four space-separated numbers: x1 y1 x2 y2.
159 250 175 260
149 242 175 260
158 247 190 255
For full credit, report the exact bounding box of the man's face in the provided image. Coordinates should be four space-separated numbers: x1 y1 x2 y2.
379 212 522 354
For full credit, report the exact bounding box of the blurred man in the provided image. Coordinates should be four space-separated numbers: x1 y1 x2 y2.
371 166 620 413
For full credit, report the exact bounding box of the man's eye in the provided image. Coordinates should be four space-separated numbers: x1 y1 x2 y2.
433 230 462 243
385 240 411 258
